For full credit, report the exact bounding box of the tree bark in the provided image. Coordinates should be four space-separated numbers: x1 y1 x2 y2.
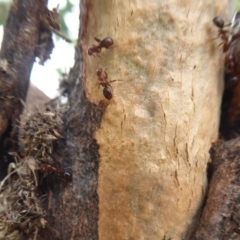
0 0 48 179
192 139 240 239
39 1 229 240
93 1 224 239
0 0 234 240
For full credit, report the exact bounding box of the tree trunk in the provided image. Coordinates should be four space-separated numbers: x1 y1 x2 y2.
0 0 48 179
41 0 228 239
0 0 233 240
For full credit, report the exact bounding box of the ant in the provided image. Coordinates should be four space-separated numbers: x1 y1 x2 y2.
42 163 72 181
213 16 231 52
96 68 120 100
213 16 225 29
213 14 240 85
88 37 114 56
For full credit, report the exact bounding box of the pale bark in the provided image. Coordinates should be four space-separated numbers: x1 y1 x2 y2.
82 1 227 239
0 0 232 239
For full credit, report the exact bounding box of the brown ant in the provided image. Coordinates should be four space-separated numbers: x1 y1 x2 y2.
42 163 72 181
213 16 231 52
88 37 114 56
213 13 240 85
213 16 225 29
96 68 120 100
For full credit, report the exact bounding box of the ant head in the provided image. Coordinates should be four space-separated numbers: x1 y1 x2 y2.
213 16 224 28
96 68 103 76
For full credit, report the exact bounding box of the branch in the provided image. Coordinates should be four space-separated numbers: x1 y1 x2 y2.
0 0 48 159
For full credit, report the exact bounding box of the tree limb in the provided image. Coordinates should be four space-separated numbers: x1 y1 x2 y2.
0 0 53 178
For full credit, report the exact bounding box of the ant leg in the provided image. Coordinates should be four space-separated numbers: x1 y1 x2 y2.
108 45 118 49
96 83 101 89
218 42 224 48
109 79 123 84
92 53 101 58
94 37 101 43
104 70 108 79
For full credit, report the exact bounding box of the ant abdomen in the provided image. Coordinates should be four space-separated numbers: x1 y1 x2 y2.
213 16 224 29
99 37 114 48
103 86 113 100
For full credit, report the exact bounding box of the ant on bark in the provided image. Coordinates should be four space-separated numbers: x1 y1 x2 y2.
213 13 240 85
42 163 72 181
213 12 240 53
213 16 231 52
88 37 114 56
96 68 121 99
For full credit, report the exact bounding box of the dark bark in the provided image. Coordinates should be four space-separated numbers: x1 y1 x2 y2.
0 0 103 239
0 0 48 179
38 1 104 239
192 140 240 239
192 10 240 240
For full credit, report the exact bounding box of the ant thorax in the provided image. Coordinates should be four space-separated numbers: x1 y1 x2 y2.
88 37 114 57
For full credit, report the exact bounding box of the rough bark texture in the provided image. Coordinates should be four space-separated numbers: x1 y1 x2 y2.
0 0 47 179
192 139 240 239
83 1 226 239
38 1 104 239
0 0 233 239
